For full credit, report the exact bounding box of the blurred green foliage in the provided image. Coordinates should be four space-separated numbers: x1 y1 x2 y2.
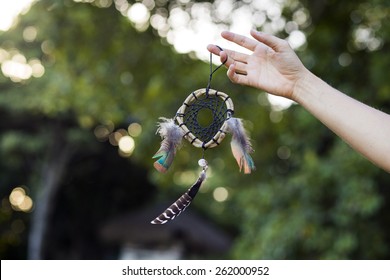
0 0 389 259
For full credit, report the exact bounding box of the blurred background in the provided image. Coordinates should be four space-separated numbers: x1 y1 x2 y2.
0 0 389 260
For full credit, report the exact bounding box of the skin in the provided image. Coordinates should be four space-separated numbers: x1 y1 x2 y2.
207 30 390 173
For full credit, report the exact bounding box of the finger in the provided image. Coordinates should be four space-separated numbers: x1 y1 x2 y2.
207 44 222 56
219 51 249 73
206 45 230 69
250 29 288 52
220 51 228 65
222 50 248 64
227 64 248 85
208 45 248 63
207 45 231 65
229 60 247 75
221 31 258 51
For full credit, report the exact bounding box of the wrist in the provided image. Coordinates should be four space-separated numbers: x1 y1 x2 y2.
291 70 320 104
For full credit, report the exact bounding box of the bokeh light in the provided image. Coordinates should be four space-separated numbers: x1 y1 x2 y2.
277 145 291 160
9 187 26 206
94 125 111 141
9 186 34 212
128 122 142 137
287 30 306 49
173 171 197 186
213 187 229 202
23 25 37 42
118 135 135 156
0 49 45 82
127 2 150 31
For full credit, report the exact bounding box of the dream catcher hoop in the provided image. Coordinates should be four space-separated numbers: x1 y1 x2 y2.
176 88 233 149
151 47 255 225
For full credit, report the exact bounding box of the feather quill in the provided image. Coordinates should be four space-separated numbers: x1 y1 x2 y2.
226 117 255 174
151 169 207 224
153 118 184 173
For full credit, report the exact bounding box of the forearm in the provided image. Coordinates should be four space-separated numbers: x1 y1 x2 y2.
294 72 390 173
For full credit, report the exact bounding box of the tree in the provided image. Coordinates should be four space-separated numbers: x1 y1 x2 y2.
232 0 390 259
0 0 206 259
1 0 389 259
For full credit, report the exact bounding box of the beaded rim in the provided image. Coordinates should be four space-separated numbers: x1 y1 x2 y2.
176 88 234 149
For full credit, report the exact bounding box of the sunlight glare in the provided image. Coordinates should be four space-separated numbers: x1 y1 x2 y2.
288 30 306 49
118 135 135 155
0 0 34 31
1 59 32 81
127 2 150 30
267 94 295 111
1 50 45 82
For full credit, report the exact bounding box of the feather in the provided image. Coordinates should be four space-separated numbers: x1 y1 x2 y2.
151 169 207 224
226 117 255 174
153 118 184 173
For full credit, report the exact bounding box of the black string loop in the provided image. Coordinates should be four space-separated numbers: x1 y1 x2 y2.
206 45 227 96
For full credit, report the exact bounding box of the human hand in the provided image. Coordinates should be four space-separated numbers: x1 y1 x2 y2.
207 30 309 101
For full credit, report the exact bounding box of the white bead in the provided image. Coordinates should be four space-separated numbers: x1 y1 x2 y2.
198 159 208 167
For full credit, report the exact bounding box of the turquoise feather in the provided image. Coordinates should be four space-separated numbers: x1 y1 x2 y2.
226 117 256 174
153 118 184 173
153 141 176 173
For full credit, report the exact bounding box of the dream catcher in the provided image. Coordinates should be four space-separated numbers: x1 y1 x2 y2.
151 47 255 225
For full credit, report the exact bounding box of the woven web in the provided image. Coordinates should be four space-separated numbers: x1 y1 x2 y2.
182 94 228 144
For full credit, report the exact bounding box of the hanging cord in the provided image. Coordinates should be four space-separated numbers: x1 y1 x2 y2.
201 46 228 157
206 45 227 95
